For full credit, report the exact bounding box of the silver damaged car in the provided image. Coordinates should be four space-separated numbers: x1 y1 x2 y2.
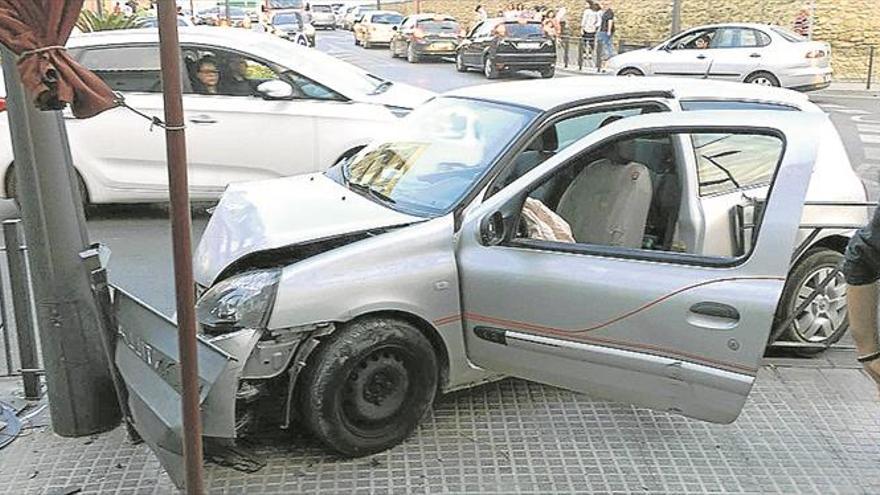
117 78 869 473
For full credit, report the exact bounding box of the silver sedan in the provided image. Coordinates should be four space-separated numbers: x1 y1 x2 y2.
606 23 832 91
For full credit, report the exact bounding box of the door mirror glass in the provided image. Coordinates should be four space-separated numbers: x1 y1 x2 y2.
256 79 294 100
481 211 507 246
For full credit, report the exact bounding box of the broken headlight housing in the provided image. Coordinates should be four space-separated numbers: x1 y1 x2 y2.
196 269 281 335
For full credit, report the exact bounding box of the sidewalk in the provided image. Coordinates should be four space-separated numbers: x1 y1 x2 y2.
1 352 879 494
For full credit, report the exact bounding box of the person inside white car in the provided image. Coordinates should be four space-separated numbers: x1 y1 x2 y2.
219 56 256 96
193 57 221 95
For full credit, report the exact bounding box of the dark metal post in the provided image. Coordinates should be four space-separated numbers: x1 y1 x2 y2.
0 48 119 436
868 46 875 90
225 0 231 23
577 35 584 70
671 0 681 36
3 220 39 400
157 2 204 493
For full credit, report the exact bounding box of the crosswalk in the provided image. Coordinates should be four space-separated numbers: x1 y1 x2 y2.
818 101 880 199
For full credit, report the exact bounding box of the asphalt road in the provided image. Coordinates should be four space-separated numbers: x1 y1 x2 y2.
86 29 880 317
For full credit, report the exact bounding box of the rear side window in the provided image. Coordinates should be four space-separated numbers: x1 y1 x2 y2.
694 133 783 196
313 5 332 12
681 100 798 111
417 19 459 32
503 22 544 38
79 45 161 93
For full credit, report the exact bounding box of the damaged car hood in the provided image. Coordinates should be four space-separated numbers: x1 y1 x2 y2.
194 173 421 286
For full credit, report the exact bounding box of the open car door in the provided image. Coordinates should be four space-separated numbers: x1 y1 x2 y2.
457 111 826 423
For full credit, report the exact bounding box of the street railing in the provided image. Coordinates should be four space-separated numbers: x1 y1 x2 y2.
555 36 657 72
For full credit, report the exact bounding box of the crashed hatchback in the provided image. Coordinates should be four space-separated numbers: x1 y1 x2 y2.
120 78 868 472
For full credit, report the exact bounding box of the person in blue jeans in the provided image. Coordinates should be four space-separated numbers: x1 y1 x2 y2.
597 0 615 70
844 206 880 394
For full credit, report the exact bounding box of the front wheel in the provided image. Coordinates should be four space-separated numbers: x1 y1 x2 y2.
455 51 468 72
540 65 555 78
298 317 438 456
772 248 848 356
618 67 644 77
407 43 420 63
484 56 499 79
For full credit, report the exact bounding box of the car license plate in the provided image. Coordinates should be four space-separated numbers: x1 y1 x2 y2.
432 42 453 51
517 42 541 50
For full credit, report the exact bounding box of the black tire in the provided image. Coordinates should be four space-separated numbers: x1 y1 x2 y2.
6 164 89 210
484 56 499 79
772 248 848 356
540 65 555 78
618 67 644 77
353 35 359 46
390 43 398 58
455 51 468 72
298 317 438 456
363 39 371 49
744 71 780 87
406 43 420 63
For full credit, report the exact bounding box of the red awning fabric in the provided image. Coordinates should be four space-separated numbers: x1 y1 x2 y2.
0 0 117 118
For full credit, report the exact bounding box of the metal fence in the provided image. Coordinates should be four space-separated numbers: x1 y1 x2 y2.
0 218 43 401
554 36 878 90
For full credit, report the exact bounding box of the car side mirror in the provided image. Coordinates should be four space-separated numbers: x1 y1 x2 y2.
392 25 398 31
480 211 507 246
256 79 294 100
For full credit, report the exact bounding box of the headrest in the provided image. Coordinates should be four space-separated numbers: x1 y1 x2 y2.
528 126 558 153
614 139 637 163
632 139 673 173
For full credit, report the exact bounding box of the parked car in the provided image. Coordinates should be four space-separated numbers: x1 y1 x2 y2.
262 0 305 18
390 13 462 63
137 15 195 28
341 5 375 30
456 18 556 79
195 6 250 27
606 23 832 91
0 28 433 205
269 10 314 46
157 78 865 461
354 11 404 48
310 3 337 29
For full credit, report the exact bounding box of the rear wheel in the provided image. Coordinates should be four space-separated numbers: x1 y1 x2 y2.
772 248 848 356
298 317 438 456
484 56 499 79
744 71 780 87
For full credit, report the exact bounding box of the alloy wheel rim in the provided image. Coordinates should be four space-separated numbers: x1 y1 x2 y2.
792 266 848 342
485 58 492 77
752 77 774 86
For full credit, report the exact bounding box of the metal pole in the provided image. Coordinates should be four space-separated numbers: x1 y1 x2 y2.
671 0 681 36
157 2 204 493
3 221 39 400
225 0 231 24
868 46 875 91
415 0 420 14
0 48 120 436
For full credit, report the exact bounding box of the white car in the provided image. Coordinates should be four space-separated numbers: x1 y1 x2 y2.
309 3 337 29
354 11 404 48
341 5 376 30
0 28 433 204
606 23 832 91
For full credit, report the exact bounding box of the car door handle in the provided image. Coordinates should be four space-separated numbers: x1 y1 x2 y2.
749 53 762 58
189 115 217 124
696 54 707 60
689 302 740 321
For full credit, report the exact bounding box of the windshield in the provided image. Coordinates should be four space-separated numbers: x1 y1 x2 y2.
273 13 302 25
503 22 544 38
417 19 459 32
339 98 537 216
371 13 403 24
268 0 303 8
313 5 332 12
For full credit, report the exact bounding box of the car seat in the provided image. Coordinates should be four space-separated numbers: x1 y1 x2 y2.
556 139 654 248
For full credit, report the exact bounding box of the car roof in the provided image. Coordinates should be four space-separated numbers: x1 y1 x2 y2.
69 26 276 50
680 22 782 31
445 77 811 111
410 13 457 20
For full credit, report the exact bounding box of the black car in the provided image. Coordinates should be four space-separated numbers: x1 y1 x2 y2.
390 14 462 63
455 18 556 79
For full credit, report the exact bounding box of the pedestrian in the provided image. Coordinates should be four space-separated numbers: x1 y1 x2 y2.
843 206 880 393
597 0 616 70
543 8 559 37
555 5 567 37
581 0 601 60
504 3 517 20
793 7 812 38
475 4 488 22
113 2 122 15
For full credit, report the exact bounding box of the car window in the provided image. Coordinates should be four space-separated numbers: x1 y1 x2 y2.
772 26 807 42
371 13 403 24
669 28 716 49
268 0 303 8
694 133 782 196
313 5 332 12
417 19 459 32
182 46 281 96
711 28 766 49
513 131 784 262
680 100 798 111
284 71 345 100
502 21 544 38
273 13 303 26
79 45 162 93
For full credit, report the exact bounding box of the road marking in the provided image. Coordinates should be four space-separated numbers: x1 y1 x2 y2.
858 124 880 134
834 108 870 114
819 103 846 108
866 148 880 161
862 134 880 144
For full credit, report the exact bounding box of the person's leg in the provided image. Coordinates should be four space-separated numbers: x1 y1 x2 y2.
848 283 880 393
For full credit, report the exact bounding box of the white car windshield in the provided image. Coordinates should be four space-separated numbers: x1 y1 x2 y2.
371 13 403 24
339 97 537 216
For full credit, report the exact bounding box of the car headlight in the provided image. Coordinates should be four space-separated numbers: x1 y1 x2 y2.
196 269 281 335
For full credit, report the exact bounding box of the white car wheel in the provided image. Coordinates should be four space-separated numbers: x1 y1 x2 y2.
745 71 780 87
